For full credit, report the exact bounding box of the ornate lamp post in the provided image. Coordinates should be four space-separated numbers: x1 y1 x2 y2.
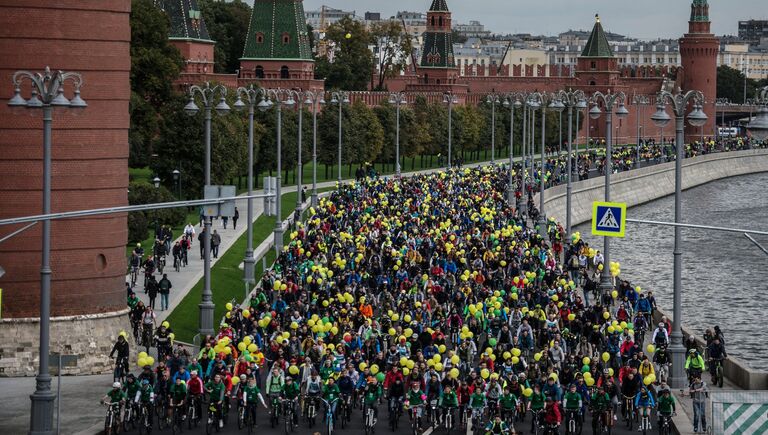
328 91 349 183
172 169 181 199
557 90 587 236
634 95 652 168
651 89 708 389
388 92 407 177
503 93 524 205
443 92 459 169
487 94 500 164
184 82 231 338
9 66 87 435
588 90 629 295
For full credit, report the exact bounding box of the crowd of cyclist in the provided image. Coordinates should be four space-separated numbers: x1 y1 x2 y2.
106 161 732 434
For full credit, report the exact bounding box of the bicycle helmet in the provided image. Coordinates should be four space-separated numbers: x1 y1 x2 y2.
113 382 122 388
688 349 696 355
141 379 149 386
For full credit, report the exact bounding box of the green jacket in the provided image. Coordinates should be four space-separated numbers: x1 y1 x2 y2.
591 392 611 410
106 388 127 403
407 389 425 406
685 354 705 370
243 384 262 404
499 393 518 410
137 386 154 403
170 383 187 403
124 381 140 400
282 382 301 400
530 392 546 410
563 391 582 410
127 296 140 310
469 391 486 409
323 383 340 403
658 395 676 414
363 384 382 405
440 391 458 408
205 380 225 402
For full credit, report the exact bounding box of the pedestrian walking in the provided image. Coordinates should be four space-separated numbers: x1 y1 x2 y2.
158 273 172 311
232 207 239 230
690 374 709 432
222 215 228 229
198 227 206 259
146 275 158 310
211 230 221 258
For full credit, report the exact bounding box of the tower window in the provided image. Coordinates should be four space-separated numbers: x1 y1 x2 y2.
590 61 597 70
439 16 443 27
282 32 290 44
256 32 264 44
281 66 289 79
255 66 264 79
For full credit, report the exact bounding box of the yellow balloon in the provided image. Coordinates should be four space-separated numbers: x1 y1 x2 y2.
243 336 252 345
583 357 591 365
586 377 595 386
534 352 542 361
145 357 154 366
370 364 379 375
438 344 447 354
242 309 250 318
511 356 520 364
138 351 148 359
608 368 614 377
512 348 521 357
231 376 240 385
451 355 460 365
523 388 533 397
481 368 490 379
359 362 367 371
248 344 257 353
238 342 246 352
402 367 410 376
435 363 443 372
406 360 414 370
602 352 610 362
450 368 460 378
289 365 299 375
603 311 611 320
647 344 656 354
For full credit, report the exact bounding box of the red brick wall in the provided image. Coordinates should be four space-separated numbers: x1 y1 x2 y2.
679 34 719 139
0 0 130 317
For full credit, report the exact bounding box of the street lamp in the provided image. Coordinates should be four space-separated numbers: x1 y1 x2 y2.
304 91 325 207
487 94 500 164
443 92 459 169
184 82 230 338
588 90 629 296
557 90 586 236
524 95 540 218
651 89 707 389
542 94 565 234
388 92 407 177
153 177 161 188
328 91 349 183
287 90 305 221
634 95 651 168
503 93 524 205
9 66 86 435
172 169 181 199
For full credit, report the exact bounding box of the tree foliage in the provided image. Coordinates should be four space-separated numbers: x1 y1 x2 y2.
370 21 414 90
127 181 186 243
716 65 768 103
315 17 373 90
200 0 252 74
129 0 183 167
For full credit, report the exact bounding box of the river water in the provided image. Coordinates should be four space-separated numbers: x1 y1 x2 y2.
576 172 768 370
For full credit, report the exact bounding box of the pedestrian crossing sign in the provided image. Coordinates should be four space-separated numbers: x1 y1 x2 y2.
592 201 627 238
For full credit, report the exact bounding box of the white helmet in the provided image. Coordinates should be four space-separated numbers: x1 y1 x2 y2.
113 382 122 388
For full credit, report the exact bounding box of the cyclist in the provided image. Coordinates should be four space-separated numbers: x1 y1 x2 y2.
634 293 652 324
242 376 267 426
109 334 129 382
137 364 156 387
362 376 382 426
281 375 301 425
123 374 141 415
205 373 226 429
439 383 459 425
425 372 443 422
168 371 187 423
652 322 669 349
657 388 676 428
562 383 582 428
685 349 706 382
406 381 426 431
634 385 656 430
322 376 341 422
101 381 127 421
498 385 518 424
706 337 727 384
485 375 503 415
527 384 546 433
542 396 562 431
591 385 613 433
134 379 155 425
154 323 172 361
337 368 355 418
304 370 323 418
187 370 204 421
484 415 510 434
468 385 486 427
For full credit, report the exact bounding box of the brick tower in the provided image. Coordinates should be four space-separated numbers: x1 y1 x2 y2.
679 0 718 138
239 0 322 90
418 0 459 87
156 0 215 76
0 0 130 375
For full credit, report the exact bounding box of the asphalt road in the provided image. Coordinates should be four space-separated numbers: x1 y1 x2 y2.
113 401 659 435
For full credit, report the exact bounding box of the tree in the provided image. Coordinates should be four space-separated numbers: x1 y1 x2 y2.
370 21 414 90
344 101 384 165
717 65 767 103
128 181 187 243
316 17 373 90
200 0 252 74
129 0 183 167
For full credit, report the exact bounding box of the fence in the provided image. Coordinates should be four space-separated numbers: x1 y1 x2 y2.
710 390 768 435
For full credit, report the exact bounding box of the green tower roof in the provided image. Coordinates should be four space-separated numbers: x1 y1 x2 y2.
429 0 449 12
691 0 710 22
581 14 613 58
242 0 312 60
155 0 212 42
420 32 456 68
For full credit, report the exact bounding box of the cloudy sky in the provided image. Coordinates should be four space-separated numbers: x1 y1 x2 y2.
300 0 764 39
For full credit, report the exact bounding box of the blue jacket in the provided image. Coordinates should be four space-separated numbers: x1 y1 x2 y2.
635 298 652 313
634 392 656 408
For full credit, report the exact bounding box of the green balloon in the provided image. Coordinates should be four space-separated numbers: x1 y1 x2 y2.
582 365 590 373
489 338 497 347
376 372 386 382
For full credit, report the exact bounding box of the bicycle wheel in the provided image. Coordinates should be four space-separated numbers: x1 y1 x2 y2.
104 412 113 435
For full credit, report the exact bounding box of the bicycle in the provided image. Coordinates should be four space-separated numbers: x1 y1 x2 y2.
205 400 222 434
470 407 486 435
173 254 181 272
123 402 136 432
137 402 153 435
305 394 319 428
339 394 352 428
103 402 122 435
187 395 201 429
363 402 377 435
658 411 674 435
656 362 670 385
443 406 457 434
157 255 166 274
154 395 167 431
170 402 184 435
141 323 153 353
319 397 338 435
130 265 139 288
530 408 545 435
564 409 581 435
710 358 725 388
427 398 440 428
388 396 402 431
269 394 282 428
409 404 424 435
591 408 613 434
622 395 635 429
637 407 652 435
283 399 297 435
113 357 129 385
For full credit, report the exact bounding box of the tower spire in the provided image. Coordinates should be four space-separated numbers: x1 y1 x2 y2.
688 0 711 33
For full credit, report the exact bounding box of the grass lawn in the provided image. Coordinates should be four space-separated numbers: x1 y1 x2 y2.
166 188 333 343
